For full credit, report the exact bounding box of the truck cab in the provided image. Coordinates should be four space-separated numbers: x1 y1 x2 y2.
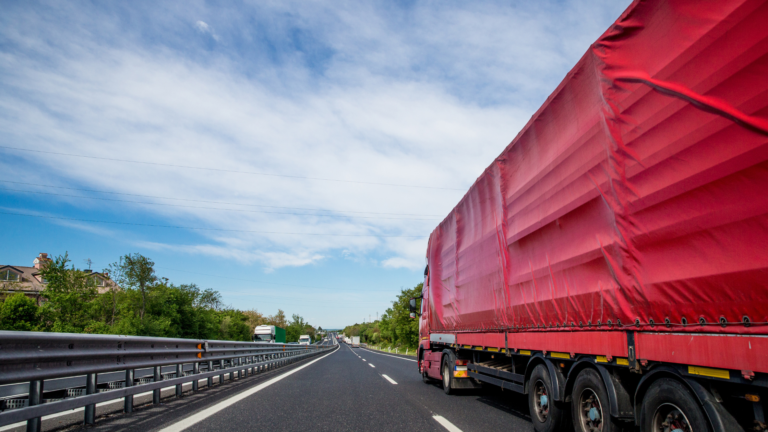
298 335 312 345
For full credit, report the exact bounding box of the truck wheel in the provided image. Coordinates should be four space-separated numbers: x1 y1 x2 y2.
571 368 623 432
529 364 568 432
442 357 455 395
639 378 709 432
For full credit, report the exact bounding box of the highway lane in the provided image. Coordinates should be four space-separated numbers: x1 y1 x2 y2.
351 345 532 432
80 340 532 432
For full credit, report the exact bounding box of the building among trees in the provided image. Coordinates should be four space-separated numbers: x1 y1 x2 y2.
0 253 115 304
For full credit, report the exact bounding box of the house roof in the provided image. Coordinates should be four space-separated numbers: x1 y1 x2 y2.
0 265 116 293
0 265 46 291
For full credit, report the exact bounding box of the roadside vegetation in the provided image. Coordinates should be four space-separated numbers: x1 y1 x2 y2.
342 283 421 351
0 252 316 342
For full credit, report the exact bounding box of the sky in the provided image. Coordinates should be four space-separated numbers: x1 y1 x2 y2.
0 0 632 328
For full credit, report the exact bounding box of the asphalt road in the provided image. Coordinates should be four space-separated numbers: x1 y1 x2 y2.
75 338 533 432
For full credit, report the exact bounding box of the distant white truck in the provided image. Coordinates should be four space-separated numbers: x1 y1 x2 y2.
298 335 312 345
351 336 360 348
253 325 285 343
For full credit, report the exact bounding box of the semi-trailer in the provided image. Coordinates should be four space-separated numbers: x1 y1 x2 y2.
252 325 286 343
411 1 768 431
351 336 360 348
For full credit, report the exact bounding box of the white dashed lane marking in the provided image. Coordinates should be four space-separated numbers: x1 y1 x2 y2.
381 374 397 385
433 415 463 432
369 364 375 368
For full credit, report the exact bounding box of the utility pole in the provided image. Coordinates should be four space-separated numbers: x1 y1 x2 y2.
84 258 92 270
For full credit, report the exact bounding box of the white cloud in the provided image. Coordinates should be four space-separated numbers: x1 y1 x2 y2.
0 1 632 272
194 20 219 41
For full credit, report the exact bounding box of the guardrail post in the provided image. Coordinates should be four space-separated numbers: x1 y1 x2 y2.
192 362 200 391
26 379 43 432
207 361 213 388
153 366 161 404
124 369 134 413
175 363 182 397
84 372 96 425
219 359 225 385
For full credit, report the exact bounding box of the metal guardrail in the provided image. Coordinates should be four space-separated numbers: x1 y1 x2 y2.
0 331 334 431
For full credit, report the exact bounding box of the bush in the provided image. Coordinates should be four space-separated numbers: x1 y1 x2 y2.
0 293 39 331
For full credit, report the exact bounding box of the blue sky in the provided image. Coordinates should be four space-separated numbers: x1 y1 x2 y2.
0 0 632 328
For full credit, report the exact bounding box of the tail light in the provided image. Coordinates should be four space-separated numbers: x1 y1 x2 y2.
455 359 468 366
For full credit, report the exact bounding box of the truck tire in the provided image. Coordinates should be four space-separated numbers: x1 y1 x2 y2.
571 368 624 432
442 357 455 395
639 378 709 432
529 364 568 432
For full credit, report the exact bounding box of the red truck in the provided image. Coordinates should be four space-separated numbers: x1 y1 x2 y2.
411 1 768 431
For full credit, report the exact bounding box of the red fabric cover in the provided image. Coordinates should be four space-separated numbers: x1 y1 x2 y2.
426 0 768 335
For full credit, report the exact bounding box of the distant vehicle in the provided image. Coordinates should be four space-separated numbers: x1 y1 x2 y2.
351 336 360 348
298 335 312 345
253 325 286 343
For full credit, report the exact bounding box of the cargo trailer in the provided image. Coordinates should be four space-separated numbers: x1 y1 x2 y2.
411 1 768 431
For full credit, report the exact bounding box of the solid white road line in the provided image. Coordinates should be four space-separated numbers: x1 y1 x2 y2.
381 374 397 385
433 415 463 432
360 347 417 362
369 364 375 368
158 347 338 432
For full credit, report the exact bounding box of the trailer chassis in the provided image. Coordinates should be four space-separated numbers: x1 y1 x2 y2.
419 330 767 432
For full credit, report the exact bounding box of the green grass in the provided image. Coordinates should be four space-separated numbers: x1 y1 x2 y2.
365 344 417 357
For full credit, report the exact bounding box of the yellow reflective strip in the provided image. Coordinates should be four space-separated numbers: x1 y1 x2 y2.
474 346 483 350
595 356 608 363
487 347 499 352
463 345 472 349
688 366 730 380
519 350 531 356
550 352 569 359
616 358 629 366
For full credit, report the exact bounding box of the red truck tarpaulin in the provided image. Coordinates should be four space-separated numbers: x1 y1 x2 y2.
426 0 768 335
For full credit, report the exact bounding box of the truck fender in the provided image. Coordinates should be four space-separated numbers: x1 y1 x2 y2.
633 366 744 432
525 354 565 402
565 359 633 420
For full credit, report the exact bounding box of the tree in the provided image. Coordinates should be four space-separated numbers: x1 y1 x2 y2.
345 283 422 349
0 293 38 331
218 309 250 341
104 257 130 326
286 314 315 342
379 283 422 348
121 254 156 322
265 309 287 328
38 253 98 333
243 309 265 335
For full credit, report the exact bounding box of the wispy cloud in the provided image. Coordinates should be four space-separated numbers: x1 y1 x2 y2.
194 20 220 41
